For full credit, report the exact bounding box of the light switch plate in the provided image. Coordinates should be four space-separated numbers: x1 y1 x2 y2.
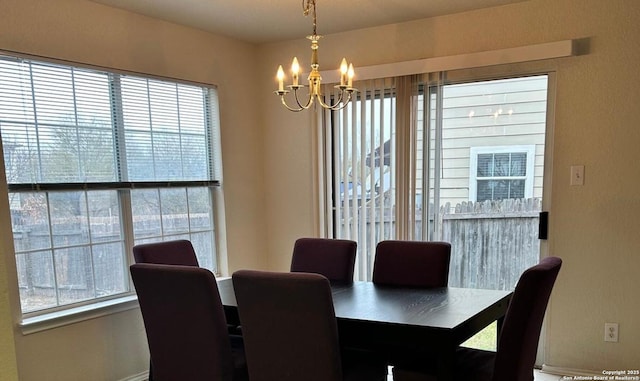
570 165 584 186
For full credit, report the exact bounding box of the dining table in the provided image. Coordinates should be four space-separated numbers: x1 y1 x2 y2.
217 278 512 381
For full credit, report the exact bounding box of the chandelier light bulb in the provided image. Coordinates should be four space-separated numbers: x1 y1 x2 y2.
347 63 355 88
340 58 348 86
291 57 300 87
277 65 285 92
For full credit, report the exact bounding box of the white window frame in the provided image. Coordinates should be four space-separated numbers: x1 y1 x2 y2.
469 145 536 202
0 53 225 330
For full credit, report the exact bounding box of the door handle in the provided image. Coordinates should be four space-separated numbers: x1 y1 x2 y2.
538 211 549 240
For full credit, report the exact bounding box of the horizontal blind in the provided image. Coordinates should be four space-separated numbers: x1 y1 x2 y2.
0 58 116 184
120 77 214 182
0 55 221 187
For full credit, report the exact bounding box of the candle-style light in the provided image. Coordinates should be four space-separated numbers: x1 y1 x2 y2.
277 65 285 92
291 57 300 87
340 58 348 87
274 0 357 112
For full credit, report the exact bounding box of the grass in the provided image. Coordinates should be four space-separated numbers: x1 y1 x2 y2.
461 321 497 351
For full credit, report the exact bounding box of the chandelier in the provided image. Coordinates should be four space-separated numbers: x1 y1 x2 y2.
275 0 357 112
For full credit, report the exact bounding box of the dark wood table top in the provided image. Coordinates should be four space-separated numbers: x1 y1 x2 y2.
217 278 512 381
329 281 511 329
219 278 510 330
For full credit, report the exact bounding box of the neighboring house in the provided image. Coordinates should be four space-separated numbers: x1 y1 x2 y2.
342 75 547 211
417 76 547 210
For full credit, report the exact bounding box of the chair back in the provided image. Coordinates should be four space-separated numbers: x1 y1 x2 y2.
133 239 199 266
372 240 451 288
290 238 357 282
492 256 562 381
130 263 236 381
233 270 343 381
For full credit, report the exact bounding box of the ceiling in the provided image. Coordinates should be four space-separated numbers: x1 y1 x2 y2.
88 0 530 44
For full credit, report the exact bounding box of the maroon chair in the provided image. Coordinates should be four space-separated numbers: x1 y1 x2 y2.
372 240 451 288
232 270 387 381
132 239 201 380
290 238 357 282
132 239 199 266
130 263 248 381
371 240 451 367
393 256 563 381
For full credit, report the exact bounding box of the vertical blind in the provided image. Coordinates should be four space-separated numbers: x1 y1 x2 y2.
325 78 403 280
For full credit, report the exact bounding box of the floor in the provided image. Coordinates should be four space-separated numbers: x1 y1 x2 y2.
535 370 563 381
386 368 562 380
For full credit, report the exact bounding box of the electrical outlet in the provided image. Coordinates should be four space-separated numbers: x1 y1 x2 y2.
604 323 619 342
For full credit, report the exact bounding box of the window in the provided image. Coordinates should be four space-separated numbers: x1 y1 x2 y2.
0 54 224 316
469 146 535 202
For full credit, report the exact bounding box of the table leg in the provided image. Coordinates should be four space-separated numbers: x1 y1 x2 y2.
496 315 505 350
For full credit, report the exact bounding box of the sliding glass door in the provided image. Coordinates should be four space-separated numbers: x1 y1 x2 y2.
420 75 548 293
328 74 551 293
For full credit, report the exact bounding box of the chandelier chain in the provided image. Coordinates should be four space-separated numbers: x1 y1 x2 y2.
302 0 318 36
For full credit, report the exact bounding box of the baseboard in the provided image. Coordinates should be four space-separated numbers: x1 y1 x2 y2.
541 365 602 377
117 371 149 381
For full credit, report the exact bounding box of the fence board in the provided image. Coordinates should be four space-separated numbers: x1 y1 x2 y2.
441 198 541 290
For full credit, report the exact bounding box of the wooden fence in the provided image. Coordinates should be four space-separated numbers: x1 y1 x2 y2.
440 198 541 291
13 214 214 312
342 197 542 289
14 197 541 311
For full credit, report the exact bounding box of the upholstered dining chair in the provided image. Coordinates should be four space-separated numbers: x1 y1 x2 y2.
132 239 202 380
232 270 387 381
392 256 563 381
130 263 248 381
290 237 358 282
370 240 452 368
132 239 199 266
372 240 451 288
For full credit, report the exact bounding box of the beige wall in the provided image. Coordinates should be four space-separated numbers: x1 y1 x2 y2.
260 0 640 372
0 0 638 379
0 0 267 379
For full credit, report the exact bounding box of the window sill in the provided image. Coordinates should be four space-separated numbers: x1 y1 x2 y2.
19 295 140 335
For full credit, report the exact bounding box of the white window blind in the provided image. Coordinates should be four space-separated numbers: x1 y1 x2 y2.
0 54 223 315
